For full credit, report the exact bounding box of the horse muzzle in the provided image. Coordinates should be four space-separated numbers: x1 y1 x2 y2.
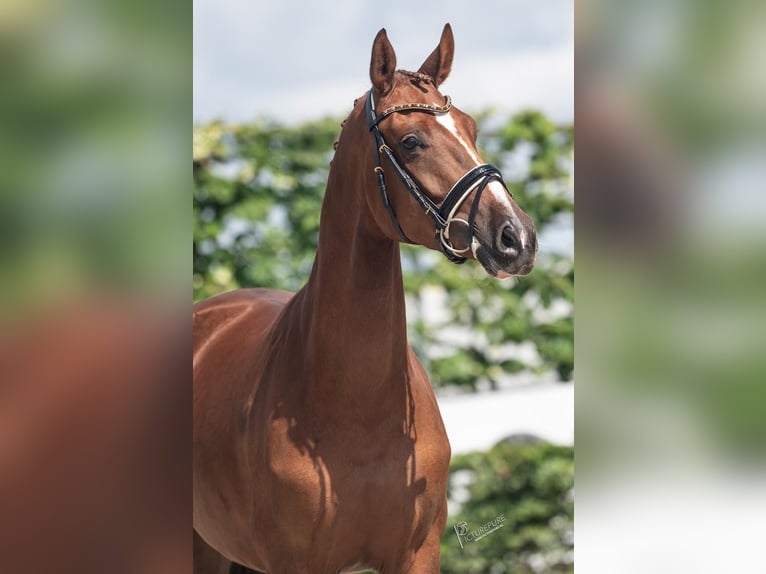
472 207 537 278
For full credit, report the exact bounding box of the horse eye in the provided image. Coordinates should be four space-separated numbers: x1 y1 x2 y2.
402 135 420 150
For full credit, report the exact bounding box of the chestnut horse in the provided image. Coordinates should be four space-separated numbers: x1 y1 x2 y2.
193 24 537 574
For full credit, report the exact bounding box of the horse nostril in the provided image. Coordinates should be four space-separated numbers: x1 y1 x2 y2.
499 224 517 252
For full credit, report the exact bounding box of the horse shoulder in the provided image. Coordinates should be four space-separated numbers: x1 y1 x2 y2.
407 347 452 461
407 348 440 411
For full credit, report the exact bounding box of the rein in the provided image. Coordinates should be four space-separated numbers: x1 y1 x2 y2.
366 89 509 264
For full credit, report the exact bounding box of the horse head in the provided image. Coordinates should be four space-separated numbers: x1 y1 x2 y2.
364 24 537 277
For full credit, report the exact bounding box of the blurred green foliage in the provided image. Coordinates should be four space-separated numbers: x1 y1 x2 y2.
193 109 573 388
441 441 574 573
0 0 188 316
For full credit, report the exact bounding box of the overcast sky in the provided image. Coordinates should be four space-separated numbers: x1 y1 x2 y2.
194 0 573 124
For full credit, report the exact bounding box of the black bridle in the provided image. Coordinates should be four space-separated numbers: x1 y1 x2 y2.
366 89 509 264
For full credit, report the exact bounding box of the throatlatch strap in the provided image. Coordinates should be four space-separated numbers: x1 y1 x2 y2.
368 94 414 244
374 164 413 244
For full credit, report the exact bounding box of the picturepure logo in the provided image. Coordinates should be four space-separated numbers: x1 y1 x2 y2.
453 514 506 551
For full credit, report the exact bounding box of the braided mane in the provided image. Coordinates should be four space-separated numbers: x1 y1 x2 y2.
332 93 365 156
332 117 347 152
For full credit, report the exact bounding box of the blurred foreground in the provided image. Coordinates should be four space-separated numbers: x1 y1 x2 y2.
0 301 189 573
0 0 189 572
577 0 766 571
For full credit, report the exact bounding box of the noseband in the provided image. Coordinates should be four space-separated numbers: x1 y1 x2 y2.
366 89 509 264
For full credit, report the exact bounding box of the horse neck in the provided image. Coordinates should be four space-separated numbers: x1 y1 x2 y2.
298 102 410 412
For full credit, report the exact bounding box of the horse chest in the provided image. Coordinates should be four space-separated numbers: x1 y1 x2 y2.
256 413 449 542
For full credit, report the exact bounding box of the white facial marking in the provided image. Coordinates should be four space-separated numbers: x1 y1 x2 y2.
437 110 526 250
471 236 482 258
435 112 482 165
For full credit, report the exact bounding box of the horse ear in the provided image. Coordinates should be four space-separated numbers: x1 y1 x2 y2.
418 23 454 87
370 28 397 97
